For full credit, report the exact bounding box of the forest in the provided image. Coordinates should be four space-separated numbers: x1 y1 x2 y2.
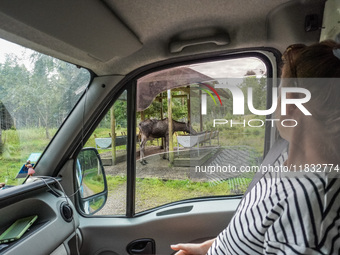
0 51 90 184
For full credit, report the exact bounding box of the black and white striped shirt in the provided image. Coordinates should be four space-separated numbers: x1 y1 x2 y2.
207 172 340 254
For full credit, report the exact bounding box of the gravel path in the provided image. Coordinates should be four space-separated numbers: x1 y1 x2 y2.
97 183 126 215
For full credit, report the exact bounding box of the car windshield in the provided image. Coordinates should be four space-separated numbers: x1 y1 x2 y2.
0 39 91 186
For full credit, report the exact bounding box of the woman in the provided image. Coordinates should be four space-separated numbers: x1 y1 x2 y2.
171 41 340 254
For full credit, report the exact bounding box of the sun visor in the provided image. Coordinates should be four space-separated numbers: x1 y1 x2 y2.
0 0 142 62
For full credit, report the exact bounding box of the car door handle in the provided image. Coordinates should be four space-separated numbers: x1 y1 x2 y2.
126 238 156 255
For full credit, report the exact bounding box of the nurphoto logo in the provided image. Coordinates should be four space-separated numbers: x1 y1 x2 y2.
201 84 311 128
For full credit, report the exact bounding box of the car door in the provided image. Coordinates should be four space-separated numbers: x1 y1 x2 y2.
73 50 280 255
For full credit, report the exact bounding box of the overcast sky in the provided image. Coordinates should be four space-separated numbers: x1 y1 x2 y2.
0 38 33 68
190 58 266 78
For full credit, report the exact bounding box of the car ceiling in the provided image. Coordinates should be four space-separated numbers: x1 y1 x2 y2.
0 0 325 76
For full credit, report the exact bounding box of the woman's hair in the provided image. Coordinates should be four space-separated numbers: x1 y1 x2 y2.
282 40 340 78
282 40 340 155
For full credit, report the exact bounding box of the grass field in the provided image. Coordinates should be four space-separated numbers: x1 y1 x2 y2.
135 177 252 212
0 128 56 185
1 120 264 206
84 173 252 213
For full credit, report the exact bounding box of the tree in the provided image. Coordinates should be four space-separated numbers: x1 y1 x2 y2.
29 52 60 139
0 54 30 128
27 52 89 138
0 51 90 140
240 75 267 115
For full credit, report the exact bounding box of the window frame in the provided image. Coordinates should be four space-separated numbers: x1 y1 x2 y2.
73 49 280 218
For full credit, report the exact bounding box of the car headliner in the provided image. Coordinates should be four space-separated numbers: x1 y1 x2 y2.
0 0 324 76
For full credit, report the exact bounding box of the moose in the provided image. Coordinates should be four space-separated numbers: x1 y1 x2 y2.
139 118 196 165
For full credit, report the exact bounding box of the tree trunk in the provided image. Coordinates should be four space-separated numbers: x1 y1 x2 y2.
160 96 164 149
140 111 145 121
199 90 203 132
0 118 2 156
45 112 50 139
187 92 190 124
45 126 50 139
167 89 174 164
111 106 116 165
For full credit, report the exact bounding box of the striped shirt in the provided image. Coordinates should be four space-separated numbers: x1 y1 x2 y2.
207 171 340 254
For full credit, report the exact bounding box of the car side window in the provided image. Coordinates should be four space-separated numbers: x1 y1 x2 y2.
82 90 128 216
135 57 269 213
80 57 271 216
0 39 90 187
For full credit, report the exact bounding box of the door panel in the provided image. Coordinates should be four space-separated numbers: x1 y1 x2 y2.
79 198 240 255
76 52 277 254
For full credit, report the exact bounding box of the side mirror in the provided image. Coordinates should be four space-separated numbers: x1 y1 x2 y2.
76 147 108 215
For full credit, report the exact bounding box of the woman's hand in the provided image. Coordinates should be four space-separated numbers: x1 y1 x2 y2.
171 239 215 255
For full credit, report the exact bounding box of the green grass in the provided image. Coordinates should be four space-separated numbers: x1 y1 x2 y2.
89 196 105 211
0 159 24 185
0 127 126 185
1 128 57 185
106 175 127 190
98 175 252 213
134 177 252 212
83 171 105 194
191 114 265 156
1 126 257 212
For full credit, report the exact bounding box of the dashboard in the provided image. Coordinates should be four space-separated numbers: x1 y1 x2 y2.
0 179 81 255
